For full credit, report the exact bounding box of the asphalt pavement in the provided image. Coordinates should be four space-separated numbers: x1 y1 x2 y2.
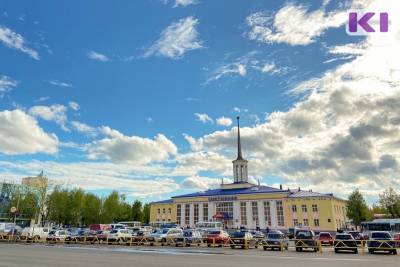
0 243 398 267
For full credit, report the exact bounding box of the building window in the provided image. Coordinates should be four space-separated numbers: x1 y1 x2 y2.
203 203 208 221
216 202 233 219
240 202 247 226
263 201 271 227
293 219 299 226
303 219 309 226
301 204 307 213
185 204 190 225
251 201 259 227
312 204 318 212
276 201 285 227
314 219 320 227
168 208 171 214
157 208 160 214
176 204 181 225
162 208 165 214
194 204 199 224
291 205 297 212
328 219 331 223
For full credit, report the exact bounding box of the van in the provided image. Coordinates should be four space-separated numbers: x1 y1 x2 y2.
21 226 50 241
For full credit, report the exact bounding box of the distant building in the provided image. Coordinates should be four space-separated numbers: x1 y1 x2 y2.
21 171 48 189
150 117 347 231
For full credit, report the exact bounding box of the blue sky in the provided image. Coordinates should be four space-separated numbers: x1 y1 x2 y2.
1 0 399 204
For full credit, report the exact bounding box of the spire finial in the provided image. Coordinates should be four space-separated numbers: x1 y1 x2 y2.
236 116 243 160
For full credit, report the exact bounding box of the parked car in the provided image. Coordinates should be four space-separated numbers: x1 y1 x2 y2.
334 233 358 254
107 229 132 244
347 231 365 246
295 230 319 252
174 229 202 247
85 230 100 243
367 231 397 255
250 230 265 243
287 227 300 239
96 230 110 242
318 232 333 246
203 230 230 247
46 230 70 242
21 226 50 242
394 233 400 247
132 231 151 245
230 231 258 249
263 231 288 251
148 228 183 246
65 229 90 244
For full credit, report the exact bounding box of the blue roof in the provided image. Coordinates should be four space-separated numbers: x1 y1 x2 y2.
151 199 173 204
172 185 288 199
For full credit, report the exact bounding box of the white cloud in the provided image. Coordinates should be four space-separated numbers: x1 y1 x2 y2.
71 121 97 137
162 0 199 8
0 75 18 95
194 113 213 124
29 104 69 131
0 25 39 60
181 176 221 190
87 51 110 62
49 80 73 88
245 3 348 46
144 16 203 59
216 116 233 127
68 101 80 111
0 109 58 155
88 126 178 165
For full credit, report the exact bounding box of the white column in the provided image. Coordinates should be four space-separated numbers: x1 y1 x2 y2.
189 203 194 227
246 202 252 229
209 203 215 221
233 201 240 229
181 203 185 227
199 203 203 223
270 200 278 228
258 200 265 229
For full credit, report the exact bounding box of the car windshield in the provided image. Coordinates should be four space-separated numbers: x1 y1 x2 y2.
336 234 352 240
183 231 193 237
268 233 282 239
96 231 103 234
209 231 221 235
319 233 331 238
296 231 312 238
49 231 56 235
232 232 245 238
110 230 118 234
371 232 391 239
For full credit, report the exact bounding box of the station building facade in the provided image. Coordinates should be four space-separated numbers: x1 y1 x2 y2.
150 118 347 232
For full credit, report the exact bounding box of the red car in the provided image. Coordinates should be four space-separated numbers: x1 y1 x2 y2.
394 233 400 247
318 232 333 246
204 230 230 247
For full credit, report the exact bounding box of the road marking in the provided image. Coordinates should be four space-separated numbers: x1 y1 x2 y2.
231 253 379 262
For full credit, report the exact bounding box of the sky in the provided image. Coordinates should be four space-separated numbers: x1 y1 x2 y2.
0 0 399 204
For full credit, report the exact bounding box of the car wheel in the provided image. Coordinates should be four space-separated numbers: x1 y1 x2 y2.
277 247 281 251
392 250 397 255
207 244 211 247
230 245 235 249
334 248 338 253
263 246 267 251
314 248 318 252
354 249 358 254
285 245 288 250
368 249 374 254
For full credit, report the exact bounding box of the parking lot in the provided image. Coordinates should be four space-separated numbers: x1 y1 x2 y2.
0 243 398 267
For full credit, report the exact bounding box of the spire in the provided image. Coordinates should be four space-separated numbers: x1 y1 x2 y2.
236 116 243 160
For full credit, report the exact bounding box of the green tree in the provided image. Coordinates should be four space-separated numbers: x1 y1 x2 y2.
143 203 150 224
346 189 371 227
68 189 85 226
379 188 400 218
46 186 70 225
101 191 120 223
131 200 143 222
81 193 102 226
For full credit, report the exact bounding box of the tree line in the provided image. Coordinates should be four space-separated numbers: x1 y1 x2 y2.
346 187 400 226
2 185 150 226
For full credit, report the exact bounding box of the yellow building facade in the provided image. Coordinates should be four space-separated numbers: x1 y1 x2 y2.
150 118 347 231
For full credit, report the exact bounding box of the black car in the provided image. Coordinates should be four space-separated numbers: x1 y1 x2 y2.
263 231 289 251
348 231 365 246
174 230 202 247
65 230 88 244
367 231 397 255
295 230 319 252
230 231 259 249
334 233 358 254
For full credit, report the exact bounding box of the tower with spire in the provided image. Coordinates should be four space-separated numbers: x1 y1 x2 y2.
232 116 248 183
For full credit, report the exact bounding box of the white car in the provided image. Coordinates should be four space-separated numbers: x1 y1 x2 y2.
21 226 50 242
107 229 132 244
149 228 183 245
46 230 70 242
